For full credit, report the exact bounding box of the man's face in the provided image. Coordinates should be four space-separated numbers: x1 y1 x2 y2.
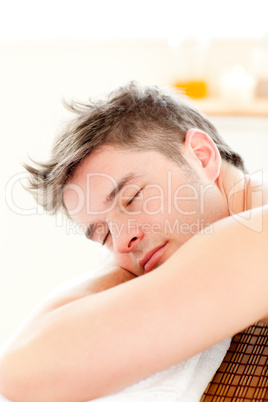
63 145 228 276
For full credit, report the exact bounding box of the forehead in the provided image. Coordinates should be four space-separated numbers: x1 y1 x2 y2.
74 146 141 177
71 145 174 181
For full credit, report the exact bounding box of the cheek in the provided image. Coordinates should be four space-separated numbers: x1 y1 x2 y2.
172 186 200 216
141 186 166 216
142 198 165 216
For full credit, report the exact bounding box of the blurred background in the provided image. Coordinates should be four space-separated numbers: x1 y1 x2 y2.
1 0 268 387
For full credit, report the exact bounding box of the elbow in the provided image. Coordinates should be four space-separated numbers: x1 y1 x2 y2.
0 349 21 402
0 345 99 402
0 348 30 402
0 346 45 402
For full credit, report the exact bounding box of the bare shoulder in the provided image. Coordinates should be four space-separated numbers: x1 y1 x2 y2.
246 172 268 209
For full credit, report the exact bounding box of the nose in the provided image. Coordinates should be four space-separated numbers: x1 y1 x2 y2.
109 217 143 254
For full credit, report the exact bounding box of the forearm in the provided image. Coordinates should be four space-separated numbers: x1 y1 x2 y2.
1 206 268 402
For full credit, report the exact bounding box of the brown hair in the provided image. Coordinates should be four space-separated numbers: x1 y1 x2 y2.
24 82 246 214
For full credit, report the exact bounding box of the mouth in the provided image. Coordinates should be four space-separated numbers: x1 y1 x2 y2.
139 242 168 273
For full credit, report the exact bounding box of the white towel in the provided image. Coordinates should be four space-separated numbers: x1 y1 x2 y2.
92 338 231 402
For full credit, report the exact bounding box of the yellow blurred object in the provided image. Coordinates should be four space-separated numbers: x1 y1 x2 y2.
174 80 207 99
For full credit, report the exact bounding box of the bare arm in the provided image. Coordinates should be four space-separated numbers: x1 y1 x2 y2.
0 261 135 401
38 262 136 311
1 206 268 402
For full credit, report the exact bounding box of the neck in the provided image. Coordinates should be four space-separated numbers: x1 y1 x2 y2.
217 162 247 216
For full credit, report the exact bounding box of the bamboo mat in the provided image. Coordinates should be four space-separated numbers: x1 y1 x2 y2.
201 323 268 401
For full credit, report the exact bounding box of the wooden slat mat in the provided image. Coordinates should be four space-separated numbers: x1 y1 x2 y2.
201 323 268 401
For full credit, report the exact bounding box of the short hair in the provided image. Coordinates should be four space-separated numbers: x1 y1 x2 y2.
24 82 246 214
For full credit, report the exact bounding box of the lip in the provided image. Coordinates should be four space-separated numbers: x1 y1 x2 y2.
139 242 168 273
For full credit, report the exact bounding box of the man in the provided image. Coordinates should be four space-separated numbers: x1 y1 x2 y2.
0 83 268 402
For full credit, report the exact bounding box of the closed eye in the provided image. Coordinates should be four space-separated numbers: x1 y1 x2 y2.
126 189 142 207
86 222 110 246
102 230 110 246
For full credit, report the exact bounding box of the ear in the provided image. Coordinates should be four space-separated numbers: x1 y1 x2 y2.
184 129 221 181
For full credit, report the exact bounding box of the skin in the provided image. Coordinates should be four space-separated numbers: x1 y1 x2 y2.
0 129 268 402
63 129 235 276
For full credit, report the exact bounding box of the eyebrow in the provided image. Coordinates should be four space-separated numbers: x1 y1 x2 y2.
105 172 142 205
85 172 143 240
